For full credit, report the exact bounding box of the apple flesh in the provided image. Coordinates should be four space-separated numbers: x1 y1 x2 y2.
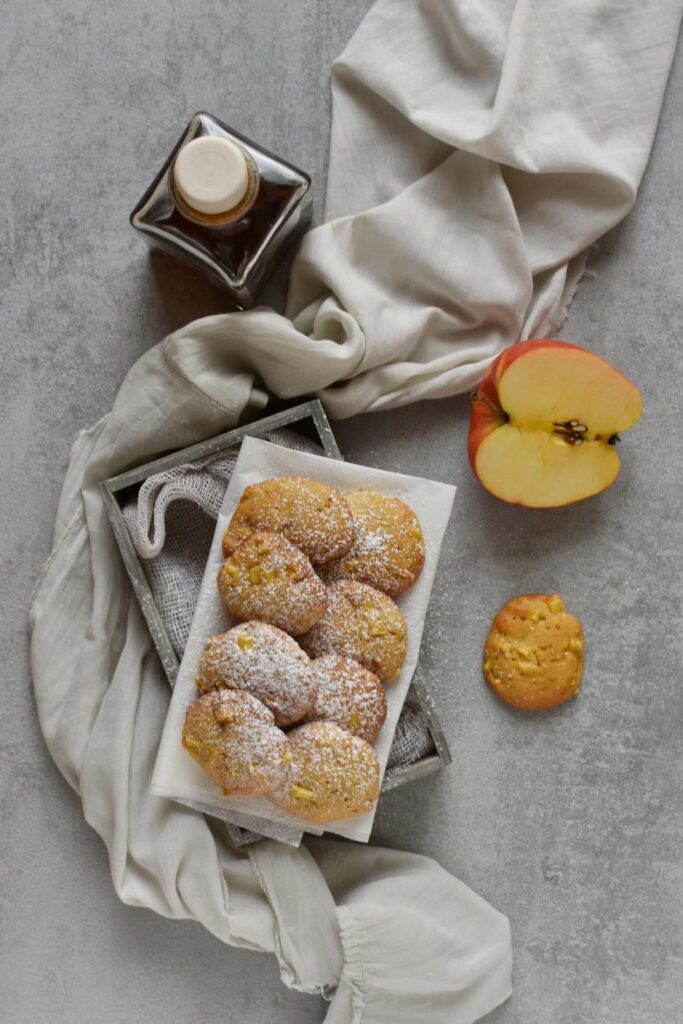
468 340 643 508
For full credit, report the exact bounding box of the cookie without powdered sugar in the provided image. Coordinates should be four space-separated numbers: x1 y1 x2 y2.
217 531 327 636
196 621 315 727
222 476 355 565
483 593 585 711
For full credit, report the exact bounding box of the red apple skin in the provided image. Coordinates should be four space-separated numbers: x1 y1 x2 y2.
467 379 506 471
468 338 639 478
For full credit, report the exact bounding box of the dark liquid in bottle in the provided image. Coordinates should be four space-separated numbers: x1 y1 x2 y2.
162 149 306 282
131 113 311 307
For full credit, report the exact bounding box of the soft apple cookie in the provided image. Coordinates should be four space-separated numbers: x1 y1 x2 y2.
217 531 327 636
196 622 315 727
306 655 387 744
299 580 408 684
319 490 425 597
483 593 584 711
182 690 288 796
269 721 380 824
222 476 355 565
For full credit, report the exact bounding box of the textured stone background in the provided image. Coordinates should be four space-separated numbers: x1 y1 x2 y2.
2 2 682 1022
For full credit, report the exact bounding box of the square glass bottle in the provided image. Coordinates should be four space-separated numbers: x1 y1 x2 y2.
130 112 312 308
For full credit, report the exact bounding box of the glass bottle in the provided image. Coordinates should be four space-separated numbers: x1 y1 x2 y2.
130 111 312 308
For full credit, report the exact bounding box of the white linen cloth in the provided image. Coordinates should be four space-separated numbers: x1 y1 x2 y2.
29 0 681 1021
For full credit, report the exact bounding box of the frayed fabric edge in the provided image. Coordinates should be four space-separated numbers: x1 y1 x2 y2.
548 246 594 337
246 847 342 1000
272 920 340 1001
28 505 85 626
333 906 367 1024
328 903 514 1024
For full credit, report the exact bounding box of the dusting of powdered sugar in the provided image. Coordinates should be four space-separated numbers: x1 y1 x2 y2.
299 580 407 683
197 621 315 727
223 476 355 564
268 721 380 824
306 654 387 744
319 490 425 597
182 690 288 797
217 531 327 636
354 527 390 555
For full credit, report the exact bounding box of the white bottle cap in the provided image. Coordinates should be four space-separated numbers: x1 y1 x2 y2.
173 136 249 215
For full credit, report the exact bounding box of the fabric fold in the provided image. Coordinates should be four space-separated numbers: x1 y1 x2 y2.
248 841 344 995
315 842 512 1024
149 0 681 419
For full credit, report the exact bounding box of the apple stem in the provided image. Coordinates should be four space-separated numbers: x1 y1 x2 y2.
470 390 505 417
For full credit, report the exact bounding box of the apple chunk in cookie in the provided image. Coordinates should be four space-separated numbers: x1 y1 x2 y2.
468 339 643 507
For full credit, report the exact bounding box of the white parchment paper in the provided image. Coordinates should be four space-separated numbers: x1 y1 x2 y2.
152 437 455 842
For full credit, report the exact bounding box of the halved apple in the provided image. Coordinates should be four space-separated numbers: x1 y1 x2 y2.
468 340 643 507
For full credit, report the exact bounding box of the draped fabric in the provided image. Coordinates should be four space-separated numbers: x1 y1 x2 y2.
30 1 681 1019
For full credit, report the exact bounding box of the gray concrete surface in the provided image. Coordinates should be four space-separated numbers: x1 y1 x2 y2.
2 1 682 1022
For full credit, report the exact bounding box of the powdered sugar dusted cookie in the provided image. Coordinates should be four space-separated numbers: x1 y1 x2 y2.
307 655 387 744
319 490 425 597
217 532 327 636
269 721 380 824
182 690 288 797
299 580 408 684
197 621 315 727
222 476 355 565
